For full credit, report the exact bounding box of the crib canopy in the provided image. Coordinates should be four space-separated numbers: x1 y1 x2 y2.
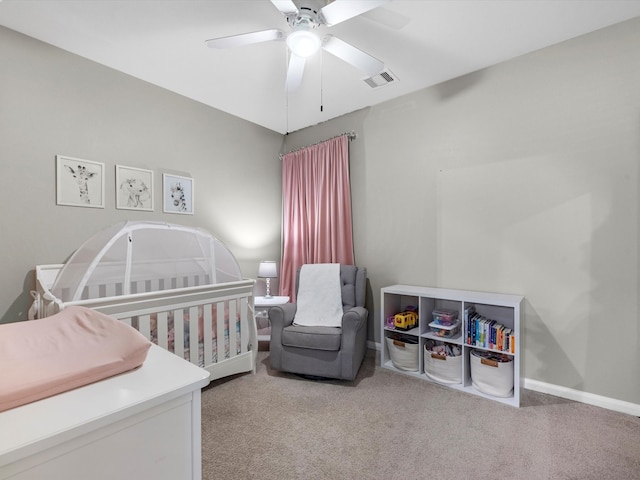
51 221 243 302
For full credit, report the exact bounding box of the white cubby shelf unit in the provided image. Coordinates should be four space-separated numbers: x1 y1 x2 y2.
381 285 524 407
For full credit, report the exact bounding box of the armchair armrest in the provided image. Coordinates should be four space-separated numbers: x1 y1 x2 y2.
342 306 368 332
340 306 369 377
341 306 368 348
268 303 297 372
268 303 297 331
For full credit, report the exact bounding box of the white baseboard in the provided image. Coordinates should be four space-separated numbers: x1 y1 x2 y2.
368 342 639 416
523 378 640 417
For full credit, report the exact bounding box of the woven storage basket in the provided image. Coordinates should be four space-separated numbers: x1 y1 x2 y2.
386 337 419 371
470 350 514 397
423 345 462 384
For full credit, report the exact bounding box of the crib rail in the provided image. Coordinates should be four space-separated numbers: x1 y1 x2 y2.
119 297 248 368
78 274 214 300
85 282 255 375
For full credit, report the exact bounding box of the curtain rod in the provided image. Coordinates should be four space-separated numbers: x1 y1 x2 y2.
279 131 357 160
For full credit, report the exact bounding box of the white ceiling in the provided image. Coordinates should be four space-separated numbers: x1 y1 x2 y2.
1 0 640 134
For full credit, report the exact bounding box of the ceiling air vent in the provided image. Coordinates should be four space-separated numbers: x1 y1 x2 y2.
364 69 398 88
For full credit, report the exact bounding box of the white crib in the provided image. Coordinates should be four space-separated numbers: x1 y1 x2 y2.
32 264 256 381
30 222 258 381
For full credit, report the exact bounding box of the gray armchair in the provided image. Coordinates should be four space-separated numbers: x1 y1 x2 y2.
268 264 368 381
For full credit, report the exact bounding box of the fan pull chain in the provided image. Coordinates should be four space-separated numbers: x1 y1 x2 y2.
320 49 324 112
286 46 290 133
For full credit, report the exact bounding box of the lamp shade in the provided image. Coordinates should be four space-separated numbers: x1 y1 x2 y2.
258 261 278 278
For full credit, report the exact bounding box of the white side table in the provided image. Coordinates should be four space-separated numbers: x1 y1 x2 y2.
255 295 290 341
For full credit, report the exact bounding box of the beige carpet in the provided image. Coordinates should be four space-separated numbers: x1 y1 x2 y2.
201 350 640 480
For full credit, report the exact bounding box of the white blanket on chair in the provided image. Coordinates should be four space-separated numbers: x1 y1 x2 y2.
293 263 343 328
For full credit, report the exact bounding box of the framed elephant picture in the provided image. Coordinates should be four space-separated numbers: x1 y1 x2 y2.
115 165 154 211
56 155 105 208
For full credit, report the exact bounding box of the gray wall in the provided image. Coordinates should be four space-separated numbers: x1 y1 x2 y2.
284 17 640 406
2 16 639 407
0 26 284 323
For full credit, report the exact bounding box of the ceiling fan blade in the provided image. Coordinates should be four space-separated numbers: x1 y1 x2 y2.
271 0 298 15
205 29 284 49
285 53 306 92
322 35 384 77
320 0 388 26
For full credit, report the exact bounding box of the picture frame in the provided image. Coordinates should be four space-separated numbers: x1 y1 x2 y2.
56 155 105 208
163 173 194 215
115 165 154 211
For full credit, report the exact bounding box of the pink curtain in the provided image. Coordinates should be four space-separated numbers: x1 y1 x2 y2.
279 135 355 301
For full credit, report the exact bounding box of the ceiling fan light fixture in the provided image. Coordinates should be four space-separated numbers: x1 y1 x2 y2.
286 29 321 58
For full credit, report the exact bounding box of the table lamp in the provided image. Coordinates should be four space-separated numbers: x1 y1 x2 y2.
258 261 278 299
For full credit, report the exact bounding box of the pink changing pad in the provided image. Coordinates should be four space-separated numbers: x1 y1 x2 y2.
0 306 151 412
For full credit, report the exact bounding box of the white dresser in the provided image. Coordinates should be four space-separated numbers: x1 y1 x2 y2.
0 345 210 480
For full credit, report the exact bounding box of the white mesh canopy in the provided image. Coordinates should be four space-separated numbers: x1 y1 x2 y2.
51 221 242 302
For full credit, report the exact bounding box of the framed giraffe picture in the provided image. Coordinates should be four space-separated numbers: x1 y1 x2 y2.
56 155 105 208
162 173 194 215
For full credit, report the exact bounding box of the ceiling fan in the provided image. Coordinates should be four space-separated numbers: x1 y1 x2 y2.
205 0 388 92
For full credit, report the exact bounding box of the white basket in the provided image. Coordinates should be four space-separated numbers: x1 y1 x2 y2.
470 350 514 398
386 337 419 372
423 346 462 384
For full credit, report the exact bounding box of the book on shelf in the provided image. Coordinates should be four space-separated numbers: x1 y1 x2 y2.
465 311 514 354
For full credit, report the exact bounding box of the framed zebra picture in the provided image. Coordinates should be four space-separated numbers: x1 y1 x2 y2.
56 155 105 208
116 165 154 211
162 173 194 215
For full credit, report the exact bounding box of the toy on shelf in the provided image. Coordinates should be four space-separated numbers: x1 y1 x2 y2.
386 315 396 329
393 306 418 331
